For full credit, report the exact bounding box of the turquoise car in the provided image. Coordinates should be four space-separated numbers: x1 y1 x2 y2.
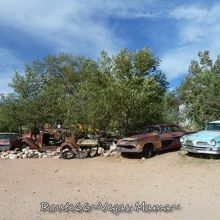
180 121 220 154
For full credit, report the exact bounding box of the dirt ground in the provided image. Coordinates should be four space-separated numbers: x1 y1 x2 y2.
0 151 220 220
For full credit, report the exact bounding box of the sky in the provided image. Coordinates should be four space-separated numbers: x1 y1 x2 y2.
0 0 220 94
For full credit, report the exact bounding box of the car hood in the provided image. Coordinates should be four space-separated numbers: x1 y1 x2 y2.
186 130 220 141
119 133 158 142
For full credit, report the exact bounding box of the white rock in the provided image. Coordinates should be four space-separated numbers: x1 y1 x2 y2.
98 147 105 155
110 142 117 151
56 147 61 153
2 152 9 156
103 151 111 157
22 154 28 159
9 154 17 160
17 153 22 158
110 151 120 156
10 151 17 154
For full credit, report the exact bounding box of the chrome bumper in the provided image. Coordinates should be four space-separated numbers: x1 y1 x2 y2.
117 146 142 153
181 146 220 155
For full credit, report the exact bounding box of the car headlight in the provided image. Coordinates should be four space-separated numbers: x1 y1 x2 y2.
180 137 185 143
210 139 216 146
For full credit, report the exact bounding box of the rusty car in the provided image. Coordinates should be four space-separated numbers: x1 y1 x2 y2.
61 133 117 159
117 124 187 159
0 133 21 151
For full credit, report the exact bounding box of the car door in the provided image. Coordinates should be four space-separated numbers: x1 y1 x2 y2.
169 125 184 139
159 126 175 150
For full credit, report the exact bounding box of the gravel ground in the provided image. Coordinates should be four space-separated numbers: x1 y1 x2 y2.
0 151 220 220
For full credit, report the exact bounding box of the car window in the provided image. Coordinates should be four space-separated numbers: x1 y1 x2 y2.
143 126 160 133
168 126 183 132
161 126 170 133
205 123 220 131
0 134 15 139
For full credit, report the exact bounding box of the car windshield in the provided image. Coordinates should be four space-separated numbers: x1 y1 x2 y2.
142 126 160 133
205 123 220 131
0 133 17 140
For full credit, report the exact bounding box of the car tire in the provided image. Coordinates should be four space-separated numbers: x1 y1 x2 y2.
76 150 88 159
61 148 76 160
142 144 154 159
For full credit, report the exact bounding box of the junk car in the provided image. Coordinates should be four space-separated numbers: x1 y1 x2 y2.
0 133 21 151
117 124 187 159
181 120 220 155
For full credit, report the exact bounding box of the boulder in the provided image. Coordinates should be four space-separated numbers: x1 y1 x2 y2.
98 147 105 155
9 154 17 160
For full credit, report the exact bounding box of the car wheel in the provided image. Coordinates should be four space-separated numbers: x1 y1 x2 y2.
21 143 29 149
89 148 97 157
142 145 154 159
76 150 88 159
61 148 76 159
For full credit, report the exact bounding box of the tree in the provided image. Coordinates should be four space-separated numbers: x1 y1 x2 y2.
1 49 168 134
76 48 168 134
178 51 220 128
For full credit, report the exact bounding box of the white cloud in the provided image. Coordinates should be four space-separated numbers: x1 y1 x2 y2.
0 78 13 94
2 0 220 87
0 0 159 57
160 47 197 80
0 48 22 94
0 0 160 93
160 3 220 80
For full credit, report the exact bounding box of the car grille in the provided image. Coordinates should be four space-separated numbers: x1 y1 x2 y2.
186 146 208 151
185 140 193 146
196 141 208 146
117 145 135 149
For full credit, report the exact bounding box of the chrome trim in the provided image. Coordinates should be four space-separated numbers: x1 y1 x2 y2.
117 147 142 153
181 146 220 154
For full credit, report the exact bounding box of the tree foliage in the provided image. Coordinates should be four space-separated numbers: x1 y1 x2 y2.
0 48 168 134
178 51 220 128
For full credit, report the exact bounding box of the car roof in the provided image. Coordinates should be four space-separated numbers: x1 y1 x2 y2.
208 121 220 124
143 124 179 127
0 132 18 135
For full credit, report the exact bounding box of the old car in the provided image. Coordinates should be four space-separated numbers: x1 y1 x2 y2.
117 124 186 158
60 133 117 159
181 120 220 155
0 133 21 151
77 133 116 149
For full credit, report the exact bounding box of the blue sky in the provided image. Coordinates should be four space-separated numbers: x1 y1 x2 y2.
0 0 220 94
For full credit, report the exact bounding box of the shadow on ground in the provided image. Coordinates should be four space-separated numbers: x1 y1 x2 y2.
186 152 220 160
121 148 180 160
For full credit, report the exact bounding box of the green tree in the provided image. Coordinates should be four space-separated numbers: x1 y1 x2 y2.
178 51 220 128
76 48 168 134
1 49 168 134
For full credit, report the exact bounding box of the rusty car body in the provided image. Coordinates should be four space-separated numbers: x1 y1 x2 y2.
17 128 69 152
0 133 21 151
77 133 116 150
117 124 187 158
60 133 117 159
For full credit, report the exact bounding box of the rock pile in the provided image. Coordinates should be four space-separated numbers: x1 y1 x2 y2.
0 146 121 160
0 147 61 160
